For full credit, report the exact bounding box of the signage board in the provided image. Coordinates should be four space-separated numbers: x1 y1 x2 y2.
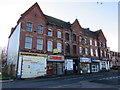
20 56 47 78
19 52 48 57
91 58 101 62
53 49 58 54
48 55 64 61
80 58 91 62
65 59 73 71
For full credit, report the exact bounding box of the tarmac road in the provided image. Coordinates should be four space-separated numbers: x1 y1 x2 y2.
1 70 119 89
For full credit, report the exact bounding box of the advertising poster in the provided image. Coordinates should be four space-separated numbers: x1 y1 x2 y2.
65 59 73 71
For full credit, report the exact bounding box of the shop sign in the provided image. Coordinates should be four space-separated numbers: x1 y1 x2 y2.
48 55 64 61
91 58 101 62
80 58 91 62
19 52 48 57
53 49 58 54
102 59 109 61
65 59 73 71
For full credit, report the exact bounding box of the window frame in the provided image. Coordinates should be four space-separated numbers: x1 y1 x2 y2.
26 22 32 32
47 41 53 52
48 29 52 36
38 25 43 34
65 33 69 41
57 31 62 38
36 39 43 50
57 42 62 52
25 37 32 49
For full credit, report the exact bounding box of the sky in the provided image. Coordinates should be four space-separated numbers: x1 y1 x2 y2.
0 0 119 52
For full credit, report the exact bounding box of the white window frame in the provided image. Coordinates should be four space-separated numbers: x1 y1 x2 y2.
48 29 52 36
26 23 32 32
79 47 82 54
90 39 92 45
101 50 102 57
85 48 88 55
38 25 43 34
104 51 106 57
57 43 62 52
25 37 32 49
91 48 93 56
57 31 61 38
37 39 43 50
95 49 98 57
47 41 53 51
95 40 97 46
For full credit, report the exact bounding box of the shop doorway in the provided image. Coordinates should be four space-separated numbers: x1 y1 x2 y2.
47 62 64 75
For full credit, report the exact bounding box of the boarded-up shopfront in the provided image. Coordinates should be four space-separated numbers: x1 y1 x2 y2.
17 52 47 78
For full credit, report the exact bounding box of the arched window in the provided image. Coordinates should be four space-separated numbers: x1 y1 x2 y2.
73 34 76 41
65 43 70 53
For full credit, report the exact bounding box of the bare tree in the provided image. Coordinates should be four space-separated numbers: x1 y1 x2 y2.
0 47 7 67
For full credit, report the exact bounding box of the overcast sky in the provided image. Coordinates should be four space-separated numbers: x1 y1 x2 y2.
0 0 119 52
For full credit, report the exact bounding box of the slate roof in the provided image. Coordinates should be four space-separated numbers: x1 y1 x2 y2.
44 15 71 29
83 28 101 38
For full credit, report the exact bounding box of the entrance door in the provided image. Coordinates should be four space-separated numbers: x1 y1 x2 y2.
57 63 63 75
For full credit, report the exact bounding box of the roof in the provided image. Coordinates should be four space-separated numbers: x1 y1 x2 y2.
44 15 71 29
82 28 100 38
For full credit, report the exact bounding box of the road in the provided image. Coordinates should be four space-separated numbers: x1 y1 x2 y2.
1 70 119 89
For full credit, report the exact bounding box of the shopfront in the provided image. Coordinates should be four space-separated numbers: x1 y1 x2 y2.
91 58 100 72
17 52 47 78
65 59 73 74
100 59 110 71
47 55 65 75
80 58 91 74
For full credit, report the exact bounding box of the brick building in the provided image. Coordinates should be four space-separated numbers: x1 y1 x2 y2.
7 2 110 78
110 51 120 69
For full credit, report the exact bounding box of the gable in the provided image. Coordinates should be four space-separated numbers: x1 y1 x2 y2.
21 2 47 24
71 19 83 33
98 30 107 42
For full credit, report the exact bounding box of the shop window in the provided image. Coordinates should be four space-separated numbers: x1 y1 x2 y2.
47 41 53 51
73 34 76 41
26 22 32 32
57 43 62 52
65 33 69 40
48 29 52 36
57 31 62 38
65 43 70 53
37 39 43 50
92 65 98 72
25 37 32 49
73 45 76 54
38 25 43 34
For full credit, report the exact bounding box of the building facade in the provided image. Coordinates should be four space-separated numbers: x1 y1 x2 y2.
110 51 120 69
7 2 111 78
